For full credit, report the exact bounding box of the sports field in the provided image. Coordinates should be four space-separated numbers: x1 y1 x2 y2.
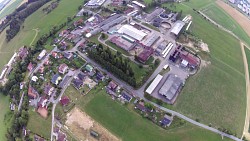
0 0 83 71
244 48 250 78
201 2 250 47
163 1 246 136
0 94 11 140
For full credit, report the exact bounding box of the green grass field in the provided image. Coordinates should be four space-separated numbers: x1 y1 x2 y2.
58 85 232 141
27 109 51 139
201 3 250 47
83 90 231 141
0 0 24 19
163 1 246 136
0 95 11 140
0 0 83 71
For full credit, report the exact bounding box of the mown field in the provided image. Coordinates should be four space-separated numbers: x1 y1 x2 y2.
163 1 246 136
87 91 232 141
0 0 83 71
201 3 250 47
57 84 232 141
27 110 52 139
0 94 11 140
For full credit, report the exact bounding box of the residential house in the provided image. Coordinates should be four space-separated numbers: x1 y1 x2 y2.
18 46 29 60
37 49 47 60
107 81 118 91
58 64 68 74
60 96 70 106
59 75 70 88
160 114 173 127
135 101 146 112
31 76 38 82
59 30 69 37
72 78 84 90
121 90 132 102
51 74 62 85
28 86 38 99
74 18 84 27
85 64 94 72
38 66 45 74
96 71 105 81
63 52 73 60
57 131 67 141
27 62 34 72
44 84 55 96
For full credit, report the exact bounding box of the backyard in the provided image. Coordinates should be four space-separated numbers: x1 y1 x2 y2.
27 109 52 139
0 95 11 140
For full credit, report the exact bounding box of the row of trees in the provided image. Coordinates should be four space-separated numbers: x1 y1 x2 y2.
5 0 51 41
87 44 137 87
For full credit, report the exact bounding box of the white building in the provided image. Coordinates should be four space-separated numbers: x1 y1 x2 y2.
170 20 185 36
146 74 163 94
37 49 46 60
117 24 147 41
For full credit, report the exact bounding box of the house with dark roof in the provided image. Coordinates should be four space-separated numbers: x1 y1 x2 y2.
121 90 132 102
51 74 62 85
160 114 173 127
60 96 70 106
137 47 154 63
57 131 67 141
58 64 68 74
72 78 84 90
43 84 55 96
96 71 105 81
63 52 73 60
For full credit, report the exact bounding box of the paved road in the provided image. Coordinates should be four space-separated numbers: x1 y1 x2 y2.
50 70 80 141
18 92 24 112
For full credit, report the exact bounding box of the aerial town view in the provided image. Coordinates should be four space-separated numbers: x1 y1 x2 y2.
0 0 250 141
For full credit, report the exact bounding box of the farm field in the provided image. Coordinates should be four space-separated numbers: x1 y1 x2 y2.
163 1 246 136
57 84 231 141
0 94 11 140
0 0 83 71
83 89 231 141
201 2 250 47
27 110 52 139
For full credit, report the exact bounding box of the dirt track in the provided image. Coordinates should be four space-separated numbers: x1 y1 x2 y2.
240 42 250 140
216 0 250 37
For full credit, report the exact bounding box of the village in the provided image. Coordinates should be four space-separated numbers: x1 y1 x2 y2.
0 0 202 140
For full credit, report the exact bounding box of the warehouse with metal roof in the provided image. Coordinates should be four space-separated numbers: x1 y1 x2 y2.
170 20 185 36
146 74 163 94
117 24 147 41
159 74 183 102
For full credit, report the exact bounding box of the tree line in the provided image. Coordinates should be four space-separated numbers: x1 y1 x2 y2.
87 44 137 87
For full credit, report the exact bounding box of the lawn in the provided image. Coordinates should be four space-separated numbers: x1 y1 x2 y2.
202 3 250 47
82 90 231 141
162 2 246 136
0 0 83 71
0 94 11 140
244 47 250 78
27 109 52 139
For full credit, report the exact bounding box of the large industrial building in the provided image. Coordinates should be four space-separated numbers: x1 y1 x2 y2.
117 24 147 41
159 74 183 104
170 20 185 36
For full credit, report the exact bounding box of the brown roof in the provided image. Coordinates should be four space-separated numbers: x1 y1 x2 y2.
28 86 37 99
137 48 154 63
60 96 70 106
37 107 48 118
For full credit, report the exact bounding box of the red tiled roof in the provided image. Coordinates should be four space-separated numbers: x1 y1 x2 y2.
137 48 153 63
28 86 37 99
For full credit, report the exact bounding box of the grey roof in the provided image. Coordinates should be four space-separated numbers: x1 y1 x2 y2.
51 74 60 84
146 8 165 22
159 74 183 101
142 34 160 47
98 14 121 27
59 75 70 88
100 16 126 31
